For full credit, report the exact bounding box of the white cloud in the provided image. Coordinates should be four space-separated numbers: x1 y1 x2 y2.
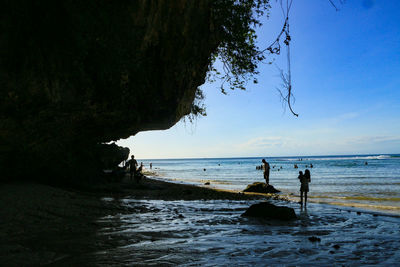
238 136 288 149
328 112 360 125
344 135 400 145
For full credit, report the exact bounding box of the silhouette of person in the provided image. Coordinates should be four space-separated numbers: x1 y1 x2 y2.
137 162 143 173
128 155 138 181
135 162 144 182
150 163 152 169
262 159 270 185
299 169 311 205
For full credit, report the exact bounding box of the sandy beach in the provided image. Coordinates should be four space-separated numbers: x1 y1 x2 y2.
1 175 399 266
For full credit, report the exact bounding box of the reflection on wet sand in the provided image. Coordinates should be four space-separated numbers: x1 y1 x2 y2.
2 179 400 266
90 199 400 266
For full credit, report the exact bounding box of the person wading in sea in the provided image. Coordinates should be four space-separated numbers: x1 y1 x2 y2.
262 159 270 185
299 169 311 205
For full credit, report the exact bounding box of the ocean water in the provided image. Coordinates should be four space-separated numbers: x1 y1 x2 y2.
139 154 400 215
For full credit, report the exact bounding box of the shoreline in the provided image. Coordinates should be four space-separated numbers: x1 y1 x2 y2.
94 174 274 201
148 173 400 217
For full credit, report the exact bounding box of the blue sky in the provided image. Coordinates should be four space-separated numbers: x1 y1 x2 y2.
118 0 400 159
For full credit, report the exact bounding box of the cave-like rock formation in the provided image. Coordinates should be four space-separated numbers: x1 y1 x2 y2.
0 0 219 184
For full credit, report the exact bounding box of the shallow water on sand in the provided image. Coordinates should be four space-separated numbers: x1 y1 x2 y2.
88 198 400 266
140 154 400 215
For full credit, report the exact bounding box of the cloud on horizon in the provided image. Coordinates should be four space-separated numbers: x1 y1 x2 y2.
344 135 400 145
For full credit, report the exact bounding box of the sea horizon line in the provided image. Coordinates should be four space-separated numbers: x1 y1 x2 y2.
135 153 399 161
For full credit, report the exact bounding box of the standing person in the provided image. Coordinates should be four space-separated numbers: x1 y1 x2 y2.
150 163 152 169
299 169 311 205
128 155 138 181
262 159 270 185
298 171 304 204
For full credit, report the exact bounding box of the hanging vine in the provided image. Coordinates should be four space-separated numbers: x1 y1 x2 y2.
205 0 345 119
268 0 298 116
260 0 343 117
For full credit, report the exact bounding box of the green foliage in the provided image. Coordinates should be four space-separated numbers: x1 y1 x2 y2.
210 0 271 93
185 88 206 123
187 1 271 120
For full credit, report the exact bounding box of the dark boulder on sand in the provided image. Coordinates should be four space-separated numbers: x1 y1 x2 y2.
242 202 297 220
243 182 281 194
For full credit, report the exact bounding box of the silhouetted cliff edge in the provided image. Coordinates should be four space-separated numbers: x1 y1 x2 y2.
2 0 271 184
0 0 221 184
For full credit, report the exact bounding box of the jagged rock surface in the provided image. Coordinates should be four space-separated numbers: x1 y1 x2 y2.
0 0 217 183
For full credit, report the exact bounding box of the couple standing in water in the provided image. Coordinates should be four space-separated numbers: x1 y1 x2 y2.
261 159 311 205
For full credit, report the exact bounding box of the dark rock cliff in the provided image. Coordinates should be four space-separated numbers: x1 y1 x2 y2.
0 0 219 183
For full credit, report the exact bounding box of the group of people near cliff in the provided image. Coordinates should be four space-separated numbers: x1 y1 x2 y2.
261 159 311 206
125 155 142 182
124 155 153 182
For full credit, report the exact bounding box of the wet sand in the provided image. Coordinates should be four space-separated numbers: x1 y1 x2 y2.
0 176 266 266
1 176 399 266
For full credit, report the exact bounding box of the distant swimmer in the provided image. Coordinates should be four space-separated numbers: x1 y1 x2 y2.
294 164 298 169
310 163 313 168
262 159 270 185
365 162 368 165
